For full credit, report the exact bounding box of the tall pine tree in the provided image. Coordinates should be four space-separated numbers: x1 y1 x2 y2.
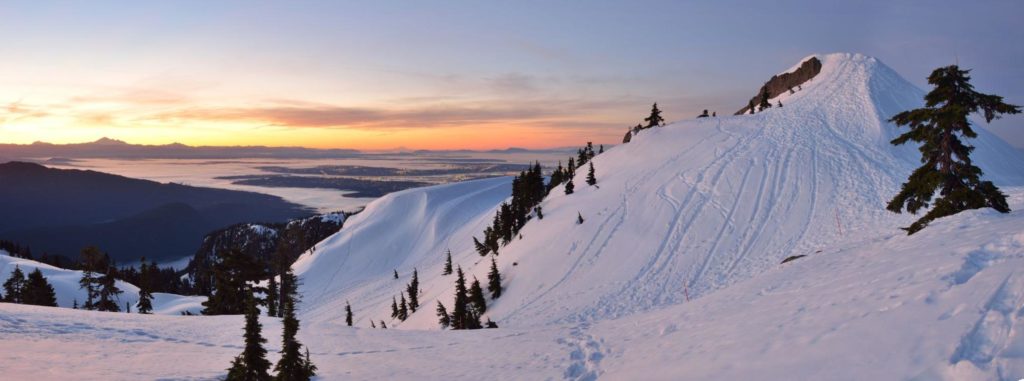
95 267 122 312
586 162 597 186
2 265 26 303
226 288 271 381
274 280 315 380
406 268 419 312
487 257 502 299
887 65 1021 234
442 249 453 275
564 178 575 195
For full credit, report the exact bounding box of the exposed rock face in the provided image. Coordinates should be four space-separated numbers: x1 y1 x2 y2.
735 57 822 115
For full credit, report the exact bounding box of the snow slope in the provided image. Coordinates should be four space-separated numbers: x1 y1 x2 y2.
1 189 1022 380
292 53 1024 329
0 252 205 315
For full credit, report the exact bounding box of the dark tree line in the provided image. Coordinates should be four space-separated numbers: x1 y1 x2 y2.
473 162 546 256
2 265 57 307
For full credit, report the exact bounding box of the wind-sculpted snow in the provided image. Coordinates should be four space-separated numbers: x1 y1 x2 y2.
294 53 1024 329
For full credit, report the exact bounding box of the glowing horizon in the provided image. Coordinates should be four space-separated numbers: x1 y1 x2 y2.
1 1 1022 150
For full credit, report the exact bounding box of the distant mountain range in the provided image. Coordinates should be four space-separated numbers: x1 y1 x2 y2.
0 162 310 263
0 137 579 160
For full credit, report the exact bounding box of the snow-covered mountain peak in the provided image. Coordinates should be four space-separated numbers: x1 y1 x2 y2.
291 53 1024 330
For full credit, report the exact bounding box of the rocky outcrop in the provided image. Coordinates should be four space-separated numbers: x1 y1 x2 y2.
735 57 822 115
187 212 350 294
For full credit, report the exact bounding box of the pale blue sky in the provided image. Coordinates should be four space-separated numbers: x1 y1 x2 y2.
0 0 1021 148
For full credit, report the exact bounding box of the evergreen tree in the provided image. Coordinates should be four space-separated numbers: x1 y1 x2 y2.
95 267 123 312
73 299 78 309
485 319 499 329
345 301 353 327
137 259 154 314
586 162 597 186
644 103 665 128
370 320 376 329
398 293 409 321
564 178 575 195
393 269 399 279
698 109 710 118
713 111 717 117
777 101 783 108
469 277 487 316
78 246 104 310
577 212 585 224
3 265 26 303
535 206 543 220
436 301 450 329
391 296 399 319
473 236 489 256
274 288 315 380
278 267 299 318
380 320 386 329
758 87 772 111
748 100 755 115
599 144 604 154
450 267 472 330
442 249 453 275
22 269 57 307
266 275 279 317
487 257 502 299
203 248 267 315
226 289 272 381
406 269 419 312
887 65 1021 234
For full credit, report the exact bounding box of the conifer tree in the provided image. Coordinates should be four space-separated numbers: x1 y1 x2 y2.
278 267 299 318
266 275 279 317
398 293 409 321
586 162 597 186
203 248 268 316
748 100 755 115
644 103 665 127
436 301 450 329
777 101 783 108
274 287 315 380
473 236 489 256
535 206 543 220
487 257 502 299
345 301 353 327
698 109 710 118
78 246 103 310
577 212 585 224
469 277 487 316
442 249 453 275
22 268 57 307
599 144 604 154
450 266 472 330
226 289 271 381
137 259 154 314
380 320 387 329
564 178 575 195
95 267 122 312
391 296 399 319
370 320 376 329
2 265 26 303
887 65 1021 234
406 269 419 312
393 269 399 279
758 87 772 111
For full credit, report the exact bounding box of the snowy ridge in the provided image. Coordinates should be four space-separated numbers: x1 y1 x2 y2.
0 252 204 315
293 53 1024 329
